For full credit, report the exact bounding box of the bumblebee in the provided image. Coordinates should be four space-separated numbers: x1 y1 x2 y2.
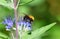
23 15 34 35
23 15 34 23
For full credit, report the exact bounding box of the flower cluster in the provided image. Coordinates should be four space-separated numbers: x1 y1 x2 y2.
2 16 13 31
18 17 32 35
2 16 32 32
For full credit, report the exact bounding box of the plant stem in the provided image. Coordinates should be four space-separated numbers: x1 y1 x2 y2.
11 31 15 39
19 30 22 39
14 0 18 39
16 0 20 9
14 7 18 39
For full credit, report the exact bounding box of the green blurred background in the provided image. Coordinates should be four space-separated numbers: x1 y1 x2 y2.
0 0 60 39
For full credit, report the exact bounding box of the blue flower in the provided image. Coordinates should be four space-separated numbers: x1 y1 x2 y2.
26 22 32 30
24 22 32 35
18 19 32 31
3 16 13 30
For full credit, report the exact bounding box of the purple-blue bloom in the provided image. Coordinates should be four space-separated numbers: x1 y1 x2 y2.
18 18 32 31
2 16 32 31
3 16 13 30
26 22 32 30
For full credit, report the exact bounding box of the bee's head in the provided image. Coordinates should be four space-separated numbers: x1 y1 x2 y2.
23 15 34 23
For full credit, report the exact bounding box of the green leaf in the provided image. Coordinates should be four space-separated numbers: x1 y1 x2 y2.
0 32 8 39
0 6 14 18
0 0 14 9
20 0 45 6
22 22 56 39
30 22 56 39
29 0 45 6
18 6 30 16
20 0 32 5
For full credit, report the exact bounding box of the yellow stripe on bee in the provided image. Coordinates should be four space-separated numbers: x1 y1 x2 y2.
28 15 34 20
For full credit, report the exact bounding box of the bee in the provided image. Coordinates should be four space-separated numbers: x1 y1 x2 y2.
18 15 34 35
23 15 34 35
23 15 34 23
